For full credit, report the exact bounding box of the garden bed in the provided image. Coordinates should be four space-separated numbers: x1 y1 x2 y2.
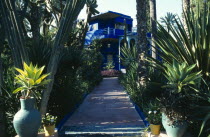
101 69 121 77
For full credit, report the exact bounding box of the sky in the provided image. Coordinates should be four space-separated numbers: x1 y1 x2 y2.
78 0 182 26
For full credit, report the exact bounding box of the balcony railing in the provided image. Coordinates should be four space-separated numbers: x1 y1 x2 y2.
85 27 137 45
100 27 133 36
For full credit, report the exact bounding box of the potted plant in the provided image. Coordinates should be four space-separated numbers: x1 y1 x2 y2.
42 113 57 136
101 61 119 77
160 61 202 137
145 101 161 135
13 62 50 137
103 61 115 71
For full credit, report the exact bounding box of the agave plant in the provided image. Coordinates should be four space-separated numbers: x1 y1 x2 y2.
197 99 210 136
13 62 50 99
159 61 202 125
103 61 115 70
163 60 202 93
148 2 210 82
120 45 138 67
149 3 210 134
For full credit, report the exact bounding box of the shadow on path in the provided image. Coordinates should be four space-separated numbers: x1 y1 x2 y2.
59 77 145 137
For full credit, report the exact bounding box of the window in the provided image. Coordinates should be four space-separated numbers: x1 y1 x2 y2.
115 23 124 30
89 23 98 31
107 55 113 63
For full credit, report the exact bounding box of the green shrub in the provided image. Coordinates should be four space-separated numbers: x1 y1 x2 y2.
148 3 210 83
47 46 103 124
119 45 147 108
144 100 161 125
1 68 20 137
147 2 210 135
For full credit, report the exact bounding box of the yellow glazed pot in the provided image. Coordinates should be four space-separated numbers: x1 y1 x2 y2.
44 124 55 136
150 124 161 135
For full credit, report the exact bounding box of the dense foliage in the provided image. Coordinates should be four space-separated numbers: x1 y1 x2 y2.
47 45 102 124
144 101 161 125
151 5 210 135
0 34 102 137
0 0 102 136
119 45 163 108
120 2 210 136
42 113 57 126
0 36 102 137
0 44 20 136
119 45 142 105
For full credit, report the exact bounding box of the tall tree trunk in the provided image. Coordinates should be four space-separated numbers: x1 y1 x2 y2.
40 0 86 115
182 0 190 15
136 0 148 82
182 0 190 31
124 19 127 47
149 0 157 59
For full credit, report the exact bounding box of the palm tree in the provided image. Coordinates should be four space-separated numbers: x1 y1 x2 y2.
136 0 148 79
160 12 177 32
80 0 99 48
149 0 157 59
182 0 191 12
191 0 210 14
182 0 190 31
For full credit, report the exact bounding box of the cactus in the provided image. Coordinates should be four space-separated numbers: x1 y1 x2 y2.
40 0 86 115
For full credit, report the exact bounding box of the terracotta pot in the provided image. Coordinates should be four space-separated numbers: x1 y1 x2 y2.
150 124 161 135
44 124 55 136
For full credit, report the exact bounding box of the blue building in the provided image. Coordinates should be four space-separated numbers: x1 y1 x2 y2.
85 11 138 70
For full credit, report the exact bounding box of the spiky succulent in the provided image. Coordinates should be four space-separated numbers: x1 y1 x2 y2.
13 62 51 98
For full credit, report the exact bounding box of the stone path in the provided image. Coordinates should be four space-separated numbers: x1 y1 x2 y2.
59 77 145 137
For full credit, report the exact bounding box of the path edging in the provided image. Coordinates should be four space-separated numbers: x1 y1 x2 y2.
56 93 89 131
123 90 149 127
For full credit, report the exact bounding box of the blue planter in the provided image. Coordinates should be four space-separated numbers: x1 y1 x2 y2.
13 98 41 137
162 113 187 137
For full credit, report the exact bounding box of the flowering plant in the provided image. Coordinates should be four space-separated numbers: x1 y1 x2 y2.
42 113 57 126
145 101 161 125
146 110 161 125
101 69 121 77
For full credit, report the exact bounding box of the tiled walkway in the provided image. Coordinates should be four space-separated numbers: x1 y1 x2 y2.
59 77 145 136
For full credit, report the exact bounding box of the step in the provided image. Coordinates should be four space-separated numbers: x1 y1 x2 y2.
58 125 145 137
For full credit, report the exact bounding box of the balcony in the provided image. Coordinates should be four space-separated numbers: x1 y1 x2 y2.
85 27 134 45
